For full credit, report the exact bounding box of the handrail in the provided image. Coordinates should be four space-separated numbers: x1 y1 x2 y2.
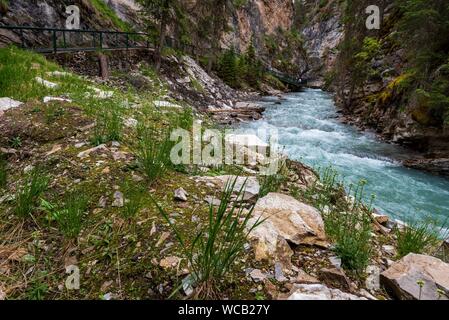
0 25 305 86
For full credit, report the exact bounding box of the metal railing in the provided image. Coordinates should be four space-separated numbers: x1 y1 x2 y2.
0 25 151 53
0 25 305 86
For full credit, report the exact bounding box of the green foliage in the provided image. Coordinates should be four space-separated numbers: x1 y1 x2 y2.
395 215 448 258
90 0 133 32
121 182 145 220
90 99 123 145
135 124 174 185
354 37 381 81
302 167 374 273
151 176 264 298
218 48 239 87
259 161 287 197
0 46 58 101
217 44 264 89
41 193 90 239
0 0 8 13
15 169 49 218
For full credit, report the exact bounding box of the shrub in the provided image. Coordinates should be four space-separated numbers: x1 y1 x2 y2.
396 216 448 258
15 169 49 217
151 176 264 298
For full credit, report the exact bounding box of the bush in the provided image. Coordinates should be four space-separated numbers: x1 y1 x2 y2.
396 216 448 258
15 169 49 217
151 176 264 298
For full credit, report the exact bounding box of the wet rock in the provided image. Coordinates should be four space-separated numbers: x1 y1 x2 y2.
174 187 188 202
380 253 449 300
282 284 365 300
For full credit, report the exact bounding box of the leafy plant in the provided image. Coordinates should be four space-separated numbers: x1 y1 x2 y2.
151 176 264 298
41 192 90 238
15 169 49 218
395 215 448 258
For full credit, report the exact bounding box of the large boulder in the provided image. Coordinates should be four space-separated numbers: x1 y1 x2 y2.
380 253 449 300
247 193 327 267
281 284 365 300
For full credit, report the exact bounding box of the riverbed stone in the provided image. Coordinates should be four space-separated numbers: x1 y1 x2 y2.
380 253 449 300
197 175 260 201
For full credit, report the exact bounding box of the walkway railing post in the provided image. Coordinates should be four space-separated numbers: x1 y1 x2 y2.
126 33 129 50
99 32 103 50
52 30 57 53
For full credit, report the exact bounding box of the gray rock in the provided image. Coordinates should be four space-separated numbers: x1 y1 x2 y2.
283 284 366 300
174 187 188 202
112 191 124 207
0 97 23 113
365 265 381 291
380 253 449 300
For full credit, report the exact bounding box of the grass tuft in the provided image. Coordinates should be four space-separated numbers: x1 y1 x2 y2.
396 215 449 258
135 124 174 185
151 176 264 298
0 154 7 188
41 192 90 239
15 169 49 218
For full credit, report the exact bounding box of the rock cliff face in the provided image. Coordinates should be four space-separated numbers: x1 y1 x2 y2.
0 0 142 47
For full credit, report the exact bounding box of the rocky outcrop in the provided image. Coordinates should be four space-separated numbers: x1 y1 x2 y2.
380 253 449 300
247 193 327 267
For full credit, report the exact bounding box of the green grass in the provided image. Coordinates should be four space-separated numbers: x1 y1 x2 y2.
90 0 133 32
302 167 374 273
90 99 124 145
151 176 264 298
135 123 174 185
0 0 9 14
396 215 448 258
259 160 287 197
0 155 7 188
121 182 145 220
15 169 49 218
41 192 90 239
